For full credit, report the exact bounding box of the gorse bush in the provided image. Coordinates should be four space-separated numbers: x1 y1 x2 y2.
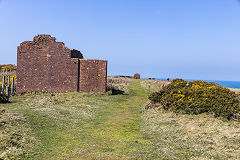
0 64 17 71
149 79 240 119
0 64 17 90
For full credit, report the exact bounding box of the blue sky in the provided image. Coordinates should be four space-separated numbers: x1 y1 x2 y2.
0 0 240 81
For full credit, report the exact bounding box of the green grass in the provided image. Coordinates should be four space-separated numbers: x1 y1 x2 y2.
1 79 240 159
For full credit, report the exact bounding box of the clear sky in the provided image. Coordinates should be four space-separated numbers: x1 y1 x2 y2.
0 0 240 81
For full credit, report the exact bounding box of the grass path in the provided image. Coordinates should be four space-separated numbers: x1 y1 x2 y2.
32 80 150 159
65 80 149 159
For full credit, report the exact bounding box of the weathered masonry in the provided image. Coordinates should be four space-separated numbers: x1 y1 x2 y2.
134 73 140 79
16 35 107 93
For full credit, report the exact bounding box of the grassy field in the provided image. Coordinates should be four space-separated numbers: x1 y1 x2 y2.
1 79 240 159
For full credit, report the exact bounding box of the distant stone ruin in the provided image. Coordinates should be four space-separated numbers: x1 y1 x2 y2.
16 35 107 93
134 73 140 79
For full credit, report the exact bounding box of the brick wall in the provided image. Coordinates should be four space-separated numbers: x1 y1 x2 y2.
17 35 104 93
17 35 107 93
79 59 107 92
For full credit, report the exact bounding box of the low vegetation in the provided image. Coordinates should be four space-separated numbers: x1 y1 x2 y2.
0 78 239 159
140 79 170 92
149 79 240 119
107 76 132 94
142 108 240 159
0 107 36 159
0 65 17 72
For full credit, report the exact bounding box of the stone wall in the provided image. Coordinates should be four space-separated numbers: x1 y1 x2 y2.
17 35 107 93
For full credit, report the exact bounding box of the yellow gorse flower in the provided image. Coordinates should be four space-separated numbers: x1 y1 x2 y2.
207 86 217 89
191 84 201 89
0 65 17 88
0 64 17 71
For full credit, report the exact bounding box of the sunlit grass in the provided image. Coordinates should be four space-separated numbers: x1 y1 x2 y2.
0 79 240 159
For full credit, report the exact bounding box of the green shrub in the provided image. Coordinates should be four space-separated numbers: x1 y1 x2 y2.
148 79 240 119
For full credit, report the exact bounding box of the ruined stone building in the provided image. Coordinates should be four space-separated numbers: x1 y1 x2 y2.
134 73 140 79
16 35 107 93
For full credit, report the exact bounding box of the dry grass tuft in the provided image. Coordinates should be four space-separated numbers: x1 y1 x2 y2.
0 107 36 159
229 88 240 94
140 79 170 93
107 76 132 92
142 107 240 159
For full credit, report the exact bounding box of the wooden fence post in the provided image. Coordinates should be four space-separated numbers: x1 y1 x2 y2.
7 76 10 87
11 77 15 94
2 76 5 93
6 76 10 96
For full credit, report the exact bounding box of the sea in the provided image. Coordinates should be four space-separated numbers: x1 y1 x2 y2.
153 78 240 89
204 80 240 89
